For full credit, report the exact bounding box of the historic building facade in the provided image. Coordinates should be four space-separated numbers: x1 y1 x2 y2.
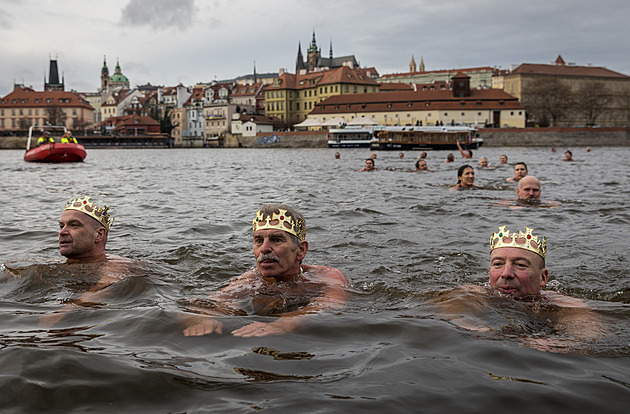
295 31 359 73
308 73 525 128
265 66 380 127
0 86 95 131
501 55 630 127
380 57 496 90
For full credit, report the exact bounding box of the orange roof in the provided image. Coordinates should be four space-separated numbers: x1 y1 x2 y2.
511 63 629 78
313 89 524 115
0 87 94 110
269 66 379 91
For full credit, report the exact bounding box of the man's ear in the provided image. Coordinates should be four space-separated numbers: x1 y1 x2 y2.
94 227 107 243
297 240 308 262
540 268 549 287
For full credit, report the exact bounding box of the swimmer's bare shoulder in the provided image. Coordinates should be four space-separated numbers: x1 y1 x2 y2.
302 264 350 286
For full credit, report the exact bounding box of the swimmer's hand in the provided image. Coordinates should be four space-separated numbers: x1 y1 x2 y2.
183 317 224 336
232 319 299 338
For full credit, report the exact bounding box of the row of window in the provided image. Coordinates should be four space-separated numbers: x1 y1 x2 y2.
0 118 80 127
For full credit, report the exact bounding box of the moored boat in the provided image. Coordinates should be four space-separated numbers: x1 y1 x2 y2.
24 126 86 163
327 126 383 148
370 126 482 151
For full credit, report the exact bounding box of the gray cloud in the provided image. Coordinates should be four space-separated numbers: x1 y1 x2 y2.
119 0 198 31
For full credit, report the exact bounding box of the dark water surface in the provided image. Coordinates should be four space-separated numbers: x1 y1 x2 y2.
1 146 629 413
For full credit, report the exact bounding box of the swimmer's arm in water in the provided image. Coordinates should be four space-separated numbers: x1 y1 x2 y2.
521 292 605 352
433 285 493 332
38 263 129 327
183 266 349 337
181 272 254 336
232 266 349 338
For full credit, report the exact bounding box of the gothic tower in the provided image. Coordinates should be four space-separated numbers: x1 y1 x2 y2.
306 31 321 72
418 56 425 72
409 55 417 73
101 55 110 92
44 57 64 91
296 42 306 73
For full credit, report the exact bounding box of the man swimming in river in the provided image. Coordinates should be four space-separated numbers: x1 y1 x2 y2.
181 204 350 338
435 225 602 352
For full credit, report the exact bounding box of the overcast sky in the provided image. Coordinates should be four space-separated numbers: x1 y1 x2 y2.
1 0 629 96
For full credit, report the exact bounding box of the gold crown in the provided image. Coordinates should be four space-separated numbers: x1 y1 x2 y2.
490 226 546 260
252 209 306 241
64 195 114 231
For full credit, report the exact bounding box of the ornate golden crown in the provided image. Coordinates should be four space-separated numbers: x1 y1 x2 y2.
64 195 114 231
490 225 546 260
252 209 306 241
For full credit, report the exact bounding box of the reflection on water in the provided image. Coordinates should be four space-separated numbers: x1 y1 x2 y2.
1 147 629 412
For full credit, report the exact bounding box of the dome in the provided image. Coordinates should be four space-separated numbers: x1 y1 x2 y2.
110 74 129 83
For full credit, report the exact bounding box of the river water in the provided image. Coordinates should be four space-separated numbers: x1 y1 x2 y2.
0 146 629 413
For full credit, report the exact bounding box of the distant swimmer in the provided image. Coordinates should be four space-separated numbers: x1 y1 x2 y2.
450 165 480 190
334 152 340 159
181 204 350 337
495 176 559 209
398 152 405 158
478 157 496 169
371 152 377 160
360 158 376 171
563 150 575 161
434 226 603 352
506 162 528 182
456 140 473 159
444 153 455 163
499 154 508 164
410 159 435 172
418 151 427 159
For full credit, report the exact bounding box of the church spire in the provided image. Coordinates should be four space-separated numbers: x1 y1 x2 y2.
409 55 417 73
419 56 425 72
329 39 333 59
296 42 305 72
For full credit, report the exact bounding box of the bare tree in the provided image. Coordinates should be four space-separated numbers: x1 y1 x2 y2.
574 81 609 126
18 117 31 130
617 89 630 128
45 105 67 126
522 77 573 127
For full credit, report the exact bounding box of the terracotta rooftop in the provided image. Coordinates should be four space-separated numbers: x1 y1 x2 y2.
0 87 93 110
270 66 379 90
313 89 524 114
511 63 629 78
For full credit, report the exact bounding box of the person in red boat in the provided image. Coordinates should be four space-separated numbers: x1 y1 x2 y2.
181 204 350 338
37 130 54 145
61 130 78 144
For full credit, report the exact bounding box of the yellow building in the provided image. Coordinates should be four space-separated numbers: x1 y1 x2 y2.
265 66 380 127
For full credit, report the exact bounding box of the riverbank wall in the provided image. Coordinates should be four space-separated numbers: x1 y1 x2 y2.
2 127 628 149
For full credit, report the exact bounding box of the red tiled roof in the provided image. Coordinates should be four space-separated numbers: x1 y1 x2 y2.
312 89 524 114
269 66 379 91
0 87 94 110
511 63 629 78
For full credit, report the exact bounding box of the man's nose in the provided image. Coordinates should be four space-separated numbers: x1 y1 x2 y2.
500 263 515 279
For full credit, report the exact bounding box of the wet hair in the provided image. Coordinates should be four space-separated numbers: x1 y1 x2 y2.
446 153 455 161
415 160 420 169
515 162 527 171
366 158 375 166
457 164 473 183
256 204 305 247
565 150 572 156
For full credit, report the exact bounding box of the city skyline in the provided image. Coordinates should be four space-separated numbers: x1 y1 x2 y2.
2 0 629 96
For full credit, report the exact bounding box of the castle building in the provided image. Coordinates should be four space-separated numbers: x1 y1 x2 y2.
295 31 359 73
